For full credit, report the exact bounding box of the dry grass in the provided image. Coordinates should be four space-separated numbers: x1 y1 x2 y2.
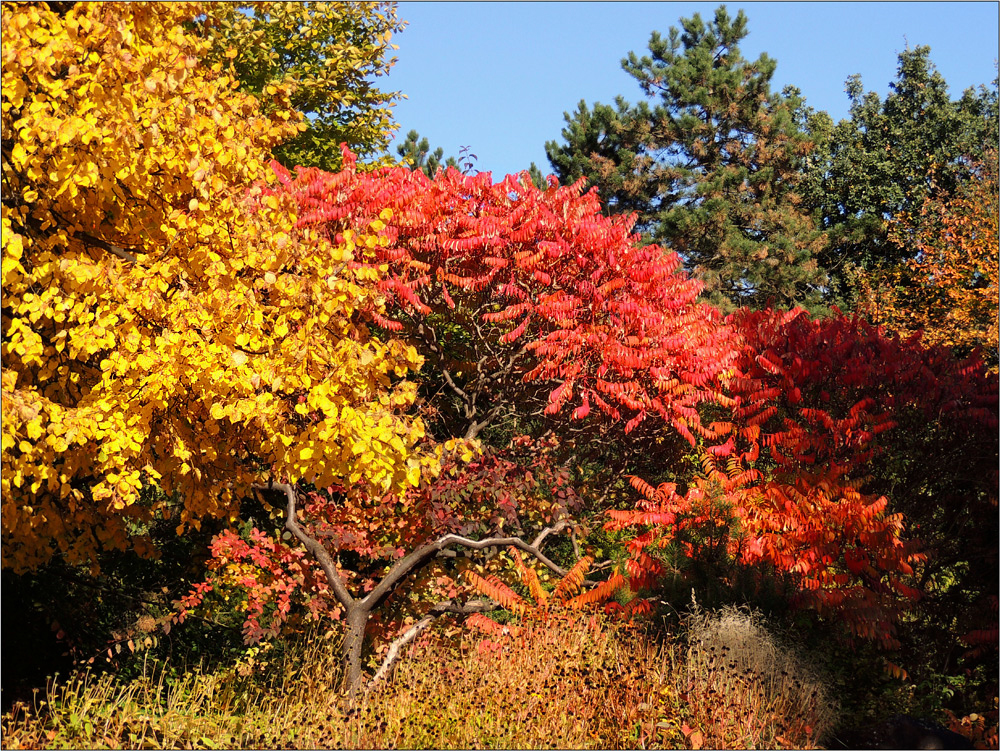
364 614 680 749
681 605 839 749
1 609 838 749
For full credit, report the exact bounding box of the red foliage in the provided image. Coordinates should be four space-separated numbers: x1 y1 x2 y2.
176 527 336 643
309 434 583 565
179 436 584 642
609 308 997 647
181 150 997 654
269 148 734 439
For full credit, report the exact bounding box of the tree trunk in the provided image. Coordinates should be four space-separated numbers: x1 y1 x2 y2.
341 606 369 700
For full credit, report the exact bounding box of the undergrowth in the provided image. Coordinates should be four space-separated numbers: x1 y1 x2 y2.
1 609 839 749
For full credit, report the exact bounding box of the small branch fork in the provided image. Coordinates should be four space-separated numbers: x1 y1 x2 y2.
252 482 573 698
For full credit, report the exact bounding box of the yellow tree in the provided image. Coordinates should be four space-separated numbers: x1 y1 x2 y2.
195 1 405 170
1 2 429 574
863 149 999 371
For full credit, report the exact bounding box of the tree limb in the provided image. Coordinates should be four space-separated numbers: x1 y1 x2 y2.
253 482 356 609
531 518 570 549
366 598 498 693
20 208 142 263
441 366 470 403
360 520 571 610
79 231 140 263
463 403 506 440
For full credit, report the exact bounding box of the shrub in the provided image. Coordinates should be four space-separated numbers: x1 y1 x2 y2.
2 610 840 749
680 604 839 749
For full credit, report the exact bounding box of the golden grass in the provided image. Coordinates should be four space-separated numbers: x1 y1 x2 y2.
1 609 838 749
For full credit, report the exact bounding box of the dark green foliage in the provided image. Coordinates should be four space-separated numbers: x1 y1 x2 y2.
862 404 999 718
396 129 459 177
546 97 657 222
800 46 999 305
546 5 829 313
0 496 249 710
524 161 548 189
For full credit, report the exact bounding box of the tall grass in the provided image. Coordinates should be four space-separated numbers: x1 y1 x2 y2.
2 609 837 749
681 605 838 749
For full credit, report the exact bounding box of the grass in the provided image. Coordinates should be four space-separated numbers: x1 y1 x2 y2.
2 608 839 750
681 605 838 749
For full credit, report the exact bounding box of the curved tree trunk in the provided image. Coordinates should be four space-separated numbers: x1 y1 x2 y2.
255 482 574 703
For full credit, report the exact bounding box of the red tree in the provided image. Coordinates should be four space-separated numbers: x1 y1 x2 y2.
181 149 734 694
182 149 997 696
178 435 590 695
271 147 735 442
610 307 998 654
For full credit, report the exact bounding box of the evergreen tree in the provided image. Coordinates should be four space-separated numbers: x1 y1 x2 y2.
546 97 659 224
398 129 547 188
546 5 828 313
800 46 999 305
524 161 549 190
396 129 459 177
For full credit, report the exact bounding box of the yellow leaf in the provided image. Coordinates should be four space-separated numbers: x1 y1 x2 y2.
406 464 421 486
11 142 27 168
0 0 433 575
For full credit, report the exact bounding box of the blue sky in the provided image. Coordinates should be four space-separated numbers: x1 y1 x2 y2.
383 2 999 180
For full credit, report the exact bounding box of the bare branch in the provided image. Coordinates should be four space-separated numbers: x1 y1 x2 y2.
413 320 475 417
23 207 141 263
361 521 571 610
463 403 506 440
367 598 498 692
42 207 142 263
253 482 356 609
441 366 470 403
531 518 570 549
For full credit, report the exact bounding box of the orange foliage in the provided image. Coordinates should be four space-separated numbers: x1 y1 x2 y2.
865 149 999 371
610 307 997 648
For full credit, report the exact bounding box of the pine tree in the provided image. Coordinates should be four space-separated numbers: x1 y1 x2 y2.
396 129 459 177
398 129 547 188
545 97 659 225
546 5 828 313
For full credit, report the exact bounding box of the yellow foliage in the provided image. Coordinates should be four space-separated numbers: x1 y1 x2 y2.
862 149 999 371
1 2 430 573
